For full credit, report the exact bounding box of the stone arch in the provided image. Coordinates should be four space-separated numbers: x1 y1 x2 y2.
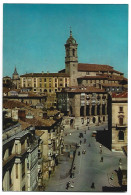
92 117 96 123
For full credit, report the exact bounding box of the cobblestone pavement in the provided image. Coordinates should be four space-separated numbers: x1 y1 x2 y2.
45 123 127 192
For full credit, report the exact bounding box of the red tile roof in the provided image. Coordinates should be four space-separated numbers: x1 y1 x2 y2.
101 83 122 87
112 92 128 98
78 63 123 75
77 75 108 80
64 86 105 93
3 100 28 109
78 63 113 71
20 72 69 77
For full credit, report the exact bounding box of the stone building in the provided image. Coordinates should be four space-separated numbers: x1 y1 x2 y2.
12 67 20 89
34 111 64 183
20 73 70 108
3 91 47 108
57 85 108 128
108 92 128 152
2 123 40 191
63 30 127 91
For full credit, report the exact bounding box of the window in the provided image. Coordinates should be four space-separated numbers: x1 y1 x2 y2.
72 49 75 56
34 84 36 87
44 78 46 82
59 78 63 82
44 84 46 88
49 83 51 87
55 78 57 82
49 78 51 82
16 164 18 179
119 107 123 112
49 89 51 93
119 131 124 141
55 83 57 87
119 117 123 126
39 78 42 82
22 160 25 178
40 83 42 87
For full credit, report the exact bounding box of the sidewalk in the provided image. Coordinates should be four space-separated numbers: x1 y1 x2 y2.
107 170 120 187
45 152 73 191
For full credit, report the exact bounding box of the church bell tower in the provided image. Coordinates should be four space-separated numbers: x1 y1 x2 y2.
65 29 78 86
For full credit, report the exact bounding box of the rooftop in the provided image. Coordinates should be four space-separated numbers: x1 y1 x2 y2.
20 72 69 77
3 99 28 109
78 63 113 72
112 92 128 98
62 86 105 93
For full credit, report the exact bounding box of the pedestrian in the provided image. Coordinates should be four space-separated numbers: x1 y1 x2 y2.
88 143 91 147
91 182 95 189
110 173 114 180
100 157 103 162
80 140 82 145
73 164 76 170
85 130 86 134
84 138 86 143
99 144 102 148
66 181 70 190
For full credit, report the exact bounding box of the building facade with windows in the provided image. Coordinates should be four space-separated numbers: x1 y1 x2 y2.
20 73 70 108
57 86 108 128
109 92 128 151
2 123 40 191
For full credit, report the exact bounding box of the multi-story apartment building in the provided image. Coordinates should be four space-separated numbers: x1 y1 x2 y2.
34 111 64 182
108 92 128 152
57 86 108 128
3 90 47 108
2 122 39 191
20 73 70 108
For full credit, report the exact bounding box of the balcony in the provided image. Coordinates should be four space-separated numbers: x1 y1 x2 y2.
115 124 127 130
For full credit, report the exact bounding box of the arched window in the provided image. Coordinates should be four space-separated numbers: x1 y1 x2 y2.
72 49 75 57
118 131 124 140
119 117 123 126
80 106 84 116
91 105 95 115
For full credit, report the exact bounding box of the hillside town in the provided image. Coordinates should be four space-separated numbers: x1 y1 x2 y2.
3 30 127 192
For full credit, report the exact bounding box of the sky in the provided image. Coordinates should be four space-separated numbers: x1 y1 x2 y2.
3 4 128 78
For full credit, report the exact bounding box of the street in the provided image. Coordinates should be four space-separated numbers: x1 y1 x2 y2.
45 124 127 192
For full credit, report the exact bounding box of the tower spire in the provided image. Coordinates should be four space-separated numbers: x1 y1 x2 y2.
70 26 72 37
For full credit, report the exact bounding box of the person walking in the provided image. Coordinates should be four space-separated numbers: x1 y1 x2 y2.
91 182 95 189
100 156 103 162
66 181 70 190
